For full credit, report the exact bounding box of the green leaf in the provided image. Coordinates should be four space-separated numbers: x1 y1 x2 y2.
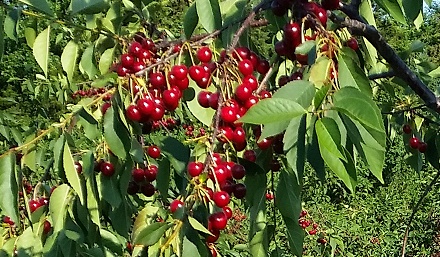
188 216 212 236
63 142 85 204
99 46 115 75
195 0 221 33
342 115 385 183
338 50 372 95
359 0 378 68
4 8 20 41
239 98 306 125
61 40 79 82
316 118 357 192
249 229 269 257
402 0 422 21
16 227 43 256
103 105 130 159
70 0 110 15
185 80 215 126
374 0 406 24
97 173 122 208
133 222 172 246
259 121 290 141
272 80 316 108
295 41 315 55
283 115 306 182
0 9 4 62
184 3 198 39
83 152 100 228
156 158 171 199
314 84 330 109
24 20 37 48
309 56 331 88
77 108 99 141
0 154 19 224
49 184 72 234
129 138 143 164
33 26 50 77
156 136 190 176
80 45 98 79
276 167 304 256
332 87 385 134
245 171 266 237
182 236 202 257
18 0 54 16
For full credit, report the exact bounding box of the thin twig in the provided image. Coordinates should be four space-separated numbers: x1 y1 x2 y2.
368 71 395 80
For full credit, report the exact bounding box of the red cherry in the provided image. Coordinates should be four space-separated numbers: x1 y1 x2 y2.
137 98 155 117
265 192 274 200
170 199 184 213
218 126 234 143
116 65 130 76
144 165 158 182
259 90 272 99
243 150 256 162
3 216 14 226
171 65 188 80
235 84 253 103
189 65 206 82
418 142 427 153
129 41 143 56
141 183 155 196
147 145 161 159
162 89 180 111
137 49 152 60
142 38 155 51
100 162 115 177
197 47 213 63
321 0 340 10
308 229 317 235
231 164 246 179
175 77 189 90
296 54 308 65
206 229 220 243
275 41 288 56
29 199 41 213
316 7 328 27
126 105 142 122
132 168 145 182
242 75 258 91
120 53 135 68
132 61 146 73
270 158 281 171
249 52 260 68
233 183 246 199
223 206 233 219
283 22 301 48
402 124 412 134
233 47 251 60
150 104 165 121
221 106 238 123
256 59 270 74
290 71 303 80
271 0 287 16
198 91 212 108
209 92 220 109
346 37 359 51
211 165 230 184
212 153 222 165
257 137 273 150
187 162 204 177
196 73 211 89
232 127 246 144
409 137 420 149
150 72 167 89
238 59 254 76
220 180 235 195
300 210 308 217
213 191 230 207
101 102 111 114
74 161 82 174
43 220 52 234
209 212 228 230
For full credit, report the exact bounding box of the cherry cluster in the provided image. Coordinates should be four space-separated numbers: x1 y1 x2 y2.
71 87 110 100
127 145 162 196
271 0 339 18
298 210 320 236
402 124 427 153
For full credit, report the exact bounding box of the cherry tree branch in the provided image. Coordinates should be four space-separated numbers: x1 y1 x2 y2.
368 71 395 80
332 5 440 113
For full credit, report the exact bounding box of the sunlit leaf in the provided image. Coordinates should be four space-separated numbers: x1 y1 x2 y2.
239 98 305 125
33 26 50 77
61 40 79 82
63 142 84 204
0 153 19 224
195 0 221 33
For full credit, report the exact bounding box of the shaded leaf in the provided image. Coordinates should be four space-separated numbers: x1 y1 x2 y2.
156 158 171 199
63 142 84 204
133 222 172 246
184 3 198 39
70 0 110 15
283 115 306 182
80 45 98 79
156 136 190 176
4 8 20 41
103 105 130 159
19 0 54 16
188 216 212 236
0 154 19 224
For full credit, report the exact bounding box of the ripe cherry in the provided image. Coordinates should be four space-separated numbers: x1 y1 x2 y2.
198 91 212 108
418 142 428 153
150 105 165 121
162 89 180 111
74 161 82 174
409 137 420 149
150 72 166 89
308 229 317 235
209 212 228 230
233 183 247 199
283 22 301 48
213 191 230 208
266 192 274 200
147 145 161 159
170 199 184 213
101 102 111 115
243 149 257 162
233 47 251 60
175 77 189 90
290 71 303 81
238 59 254 76
132 61 146 73
402 124 412 134
137 98 155 117
209 92 220 109
100 161 115 177
223 206 233 219
257 59 270 74
235 84 253 103
142 38 155 51
120 53 135 69
141 183 155 197
126 105 142 122
116 65 130 76
212 165 230 184
270 158 281 171
171 65 188 80
242 75 258 91
43 220 52 234
132 168 145 182
197 73 211 89
322 0 340 10
29 199 41 213
257 137 273 150
128 41 143 56
197 47 213 63
3 216 14 226
189 65 205 82
316 7 328 27
347 37 359 51
259 90 272 99
232 127 246 144
231 164 246 179
144 165 158 182
221 106 238 123
300 210 308 217
271 0 287 16
218 126 234 143
275 41 288 56
187 161 204 177
206 229 220 243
